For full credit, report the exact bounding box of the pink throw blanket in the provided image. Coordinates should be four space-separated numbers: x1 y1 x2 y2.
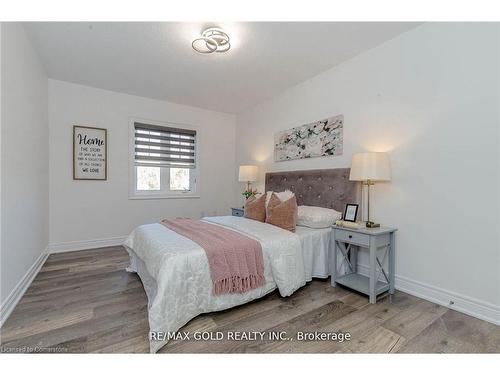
160 218 265 295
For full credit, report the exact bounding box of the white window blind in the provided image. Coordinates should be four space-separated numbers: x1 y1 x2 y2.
134 122 196 169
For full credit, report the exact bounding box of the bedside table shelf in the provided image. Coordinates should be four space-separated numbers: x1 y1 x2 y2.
335 273 389 296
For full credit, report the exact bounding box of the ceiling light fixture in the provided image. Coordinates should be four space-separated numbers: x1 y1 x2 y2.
192 27 230 54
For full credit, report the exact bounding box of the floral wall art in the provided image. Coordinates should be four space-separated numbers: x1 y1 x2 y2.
274 114 343 162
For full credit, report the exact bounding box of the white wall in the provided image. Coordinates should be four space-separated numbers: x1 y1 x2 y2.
1 23 49 309
0 22 2 311
48 80 236 247
236 23 499 318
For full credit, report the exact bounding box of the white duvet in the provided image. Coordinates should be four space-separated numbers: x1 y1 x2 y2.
123 216 306 353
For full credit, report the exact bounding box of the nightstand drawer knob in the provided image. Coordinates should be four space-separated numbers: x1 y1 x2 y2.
348 235 352 239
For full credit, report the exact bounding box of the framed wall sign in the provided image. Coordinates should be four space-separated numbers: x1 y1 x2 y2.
73 125 107 180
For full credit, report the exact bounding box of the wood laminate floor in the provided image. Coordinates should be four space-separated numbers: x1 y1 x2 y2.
1 246 498 353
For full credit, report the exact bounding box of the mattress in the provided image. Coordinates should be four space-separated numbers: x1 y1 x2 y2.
295 225 332 281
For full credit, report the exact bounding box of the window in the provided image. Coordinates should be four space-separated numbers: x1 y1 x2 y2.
130 121 198 199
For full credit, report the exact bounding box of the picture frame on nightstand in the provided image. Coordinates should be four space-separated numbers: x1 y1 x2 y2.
343 203 359 222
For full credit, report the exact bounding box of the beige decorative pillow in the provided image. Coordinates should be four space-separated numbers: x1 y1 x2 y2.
266 193 297 232
244 194 266 222
265 190 295 207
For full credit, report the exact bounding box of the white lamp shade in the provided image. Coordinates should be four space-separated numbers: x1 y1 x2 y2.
349 152 391 182
238 165 258 182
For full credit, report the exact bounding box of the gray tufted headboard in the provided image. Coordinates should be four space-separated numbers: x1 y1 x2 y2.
265 168 360 213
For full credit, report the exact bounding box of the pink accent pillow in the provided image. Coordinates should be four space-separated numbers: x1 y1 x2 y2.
244 194 266 222
266 193 297 232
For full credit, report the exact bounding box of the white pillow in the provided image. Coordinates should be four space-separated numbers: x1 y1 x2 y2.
265 190 295 207
297 205 342 229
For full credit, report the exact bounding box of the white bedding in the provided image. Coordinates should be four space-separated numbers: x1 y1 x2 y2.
123 216 306 353
295 226 332 281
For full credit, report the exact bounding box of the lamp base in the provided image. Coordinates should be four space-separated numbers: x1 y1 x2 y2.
366 221 380 228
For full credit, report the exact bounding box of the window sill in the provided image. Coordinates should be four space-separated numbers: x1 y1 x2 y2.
129 194 200 200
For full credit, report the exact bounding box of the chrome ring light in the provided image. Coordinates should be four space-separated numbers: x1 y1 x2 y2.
192 27 231 54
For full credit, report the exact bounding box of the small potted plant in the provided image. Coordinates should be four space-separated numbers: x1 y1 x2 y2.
242 187 258 200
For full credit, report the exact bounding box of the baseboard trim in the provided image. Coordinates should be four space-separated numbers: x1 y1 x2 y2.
0 247 49 327
49 236 127 253
356 264 499 326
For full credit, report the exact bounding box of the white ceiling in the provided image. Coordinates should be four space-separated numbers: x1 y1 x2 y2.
24 22 420 114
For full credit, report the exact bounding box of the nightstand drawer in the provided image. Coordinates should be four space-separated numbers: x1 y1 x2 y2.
335 230 370 247
231 208 244 217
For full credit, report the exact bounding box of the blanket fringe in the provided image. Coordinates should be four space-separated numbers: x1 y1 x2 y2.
213 274 265 295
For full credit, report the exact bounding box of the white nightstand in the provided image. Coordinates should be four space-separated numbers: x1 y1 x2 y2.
331 225 397 304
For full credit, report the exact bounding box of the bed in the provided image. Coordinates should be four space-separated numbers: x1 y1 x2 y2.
124 168 359 353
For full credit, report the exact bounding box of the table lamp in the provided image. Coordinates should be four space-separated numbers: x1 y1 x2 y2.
238 165 258 197
349 152 391 228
